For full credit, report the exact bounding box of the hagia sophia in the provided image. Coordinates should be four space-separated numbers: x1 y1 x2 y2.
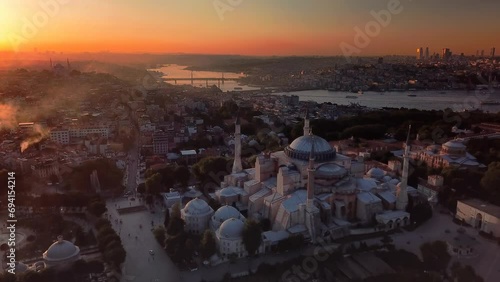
180 113 423 259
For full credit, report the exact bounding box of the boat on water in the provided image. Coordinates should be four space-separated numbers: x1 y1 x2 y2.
234 87 243 90
346 95 358 99
481 100 500 105
407 94 417 97
358 90 363 95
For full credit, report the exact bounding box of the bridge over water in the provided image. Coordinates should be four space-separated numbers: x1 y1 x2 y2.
162 71 239 86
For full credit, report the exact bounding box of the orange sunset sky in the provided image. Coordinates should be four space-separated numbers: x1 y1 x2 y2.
0 0 499 56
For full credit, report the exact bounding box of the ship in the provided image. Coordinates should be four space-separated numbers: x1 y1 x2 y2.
407 94 417 97
346 95 358 99
480 100 500 105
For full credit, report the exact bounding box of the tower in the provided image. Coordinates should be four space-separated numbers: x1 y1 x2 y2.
67 58 71 71
396 125 411 211
232 113 243 173
50 58 53 69
307 131 316 209
303 108 310 136
416 47 424 60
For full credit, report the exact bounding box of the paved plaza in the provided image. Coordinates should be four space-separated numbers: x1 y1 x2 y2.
106 198 182 282
361 209 500 282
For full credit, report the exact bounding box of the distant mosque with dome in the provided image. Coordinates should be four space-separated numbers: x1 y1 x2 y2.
10 235 81 274
179 113 424 260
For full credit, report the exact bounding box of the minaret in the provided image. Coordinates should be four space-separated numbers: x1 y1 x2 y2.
396 125 411 210
67 58 71 70
303 108 310 136
50 58 53 69
232 114 243 173
306 130 316 209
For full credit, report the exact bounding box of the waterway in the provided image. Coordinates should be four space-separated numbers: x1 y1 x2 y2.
150 64 500 112
149 64 261 92
274 89 500 112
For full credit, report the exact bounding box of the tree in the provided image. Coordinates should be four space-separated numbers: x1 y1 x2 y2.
145 173 163 195
171 202 181 219
22 271 43 282
166 217 185 236
451 262 484 282
192 156 231 184
184 239 195 260
420 240 451 273
163 208 170 227
136 183 146 194
200 230 217 259
175 166 191 188
481 162 500 196
104 246 126 266
88 200 107 217
242 219 262 256
153 226 166 247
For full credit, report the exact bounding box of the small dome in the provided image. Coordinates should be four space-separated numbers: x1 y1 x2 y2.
284 135 336 162
43 238 80 263
443 140 466 149
218 218 244 239
389 179 400 185
213 206 241 224
219 187 237 197
183 198 212 216
248 140 259 147
367 168 385 179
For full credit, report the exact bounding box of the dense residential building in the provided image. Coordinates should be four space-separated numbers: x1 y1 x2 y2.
152 130 169 155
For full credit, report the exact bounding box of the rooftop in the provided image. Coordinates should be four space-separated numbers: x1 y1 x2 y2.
459 199 500 218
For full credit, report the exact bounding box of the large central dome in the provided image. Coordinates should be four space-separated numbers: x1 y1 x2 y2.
284 134 336 162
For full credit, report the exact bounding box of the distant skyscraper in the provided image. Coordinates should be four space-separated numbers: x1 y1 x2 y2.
425 47 429 59
442 48 451 61
476 50 480 57
481 50 485 57
491 47 496 58
416 47 424 60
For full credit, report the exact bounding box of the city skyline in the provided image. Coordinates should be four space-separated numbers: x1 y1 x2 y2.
0 0 499 56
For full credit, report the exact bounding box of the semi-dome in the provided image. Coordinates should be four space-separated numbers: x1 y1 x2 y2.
284 135 336 162
443 140 466 148
43 237 80 264
218 218 244 239
183 198 212 216
316 163 348 178
442 140 466 155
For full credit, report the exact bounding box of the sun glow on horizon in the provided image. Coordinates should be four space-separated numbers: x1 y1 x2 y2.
0 1 499 56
